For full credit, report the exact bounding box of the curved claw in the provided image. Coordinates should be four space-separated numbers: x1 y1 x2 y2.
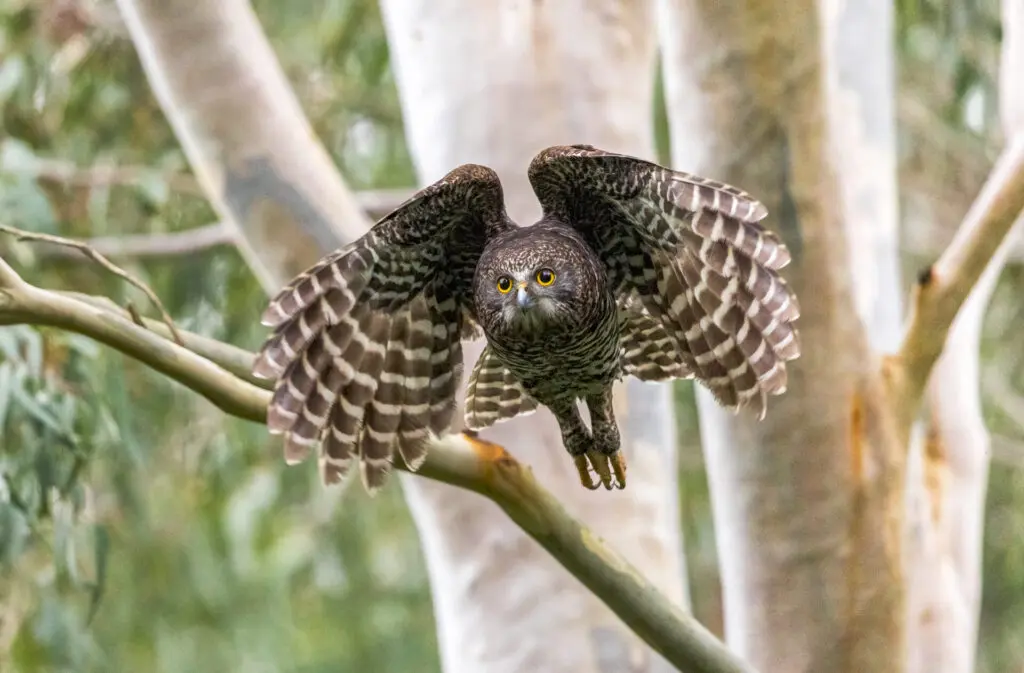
571 451 627 491
573 454 601 490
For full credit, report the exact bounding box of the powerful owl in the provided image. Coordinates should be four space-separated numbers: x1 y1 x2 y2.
253 145 800 492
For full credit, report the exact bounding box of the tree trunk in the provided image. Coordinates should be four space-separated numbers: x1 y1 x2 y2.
905 2 1024 671
657 0 905 671
118 1 691 671
378 2 689 672
114 0 372 294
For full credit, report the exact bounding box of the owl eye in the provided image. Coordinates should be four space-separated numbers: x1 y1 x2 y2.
535 268 556 286
496 276 514 294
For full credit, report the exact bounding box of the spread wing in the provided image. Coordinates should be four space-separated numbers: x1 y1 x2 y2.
253 164 513 492
528 144 801 417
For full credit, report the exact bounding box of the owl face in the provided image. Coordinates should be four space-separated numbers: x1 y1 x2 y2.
474 225 601 335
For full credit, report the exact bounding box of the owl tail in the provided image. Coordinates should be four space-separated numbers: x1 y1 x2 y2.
463 346 539 431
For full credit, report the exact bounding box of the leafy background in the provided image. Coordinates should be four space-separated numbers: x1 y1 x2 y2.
0 0 1021 670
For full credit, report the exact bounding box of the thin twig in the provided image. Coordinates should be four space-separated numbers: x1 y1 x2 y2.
125 302 146 329
894 136 1024 421
0 225 184 346
0 263 754 673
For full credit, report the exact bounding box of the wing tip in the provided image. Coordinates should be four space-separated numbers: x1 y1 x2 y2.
749 201 770 223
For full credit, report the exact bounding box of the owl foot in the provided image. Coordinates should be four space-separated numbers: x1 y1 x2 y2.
572 451 627 491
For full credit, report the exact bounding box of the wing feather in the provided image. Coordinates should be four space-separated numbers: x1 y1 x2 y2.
529 144 801 417
617 298 693 382
254 164 512 491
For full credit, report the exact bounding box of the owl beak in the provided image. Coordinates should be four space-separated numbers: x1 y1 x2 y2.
516 284 532 308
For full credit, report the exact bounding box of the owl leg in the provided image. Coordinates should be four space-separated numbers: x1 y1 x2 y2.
585 388 626 490
547 399 603 490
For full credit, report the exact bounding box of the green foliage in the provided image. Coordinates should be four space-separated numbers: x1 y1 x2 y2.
0 1 434 671
0 0 1021 671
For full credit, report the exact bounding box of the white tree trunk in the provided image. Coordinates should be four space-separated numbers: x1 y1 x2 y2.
379 2 689 672
904 2 1024 671
657 0 904 670
114 0 371 293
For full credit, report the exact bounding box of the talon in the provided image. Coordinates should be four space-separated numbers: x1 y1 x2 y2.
587 450 614 490
573 454 600 490
610 451 627 490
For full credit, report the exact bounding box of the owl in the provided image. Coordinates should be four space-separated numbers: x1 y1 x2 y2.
252 145 800 492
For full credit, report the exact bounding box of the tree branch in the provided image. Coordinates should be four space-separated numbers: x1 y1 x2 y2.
895 135 1024 420
40 222 235 260
0 256 754 673
0 224 184 345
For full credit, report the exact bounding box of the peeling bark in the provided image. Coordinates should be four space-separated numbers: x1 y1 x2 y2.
657 1 905 671
379 2 688 672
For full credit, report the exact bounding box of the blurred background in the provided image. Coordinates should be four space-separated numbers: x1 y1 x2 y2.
0 0 1021 670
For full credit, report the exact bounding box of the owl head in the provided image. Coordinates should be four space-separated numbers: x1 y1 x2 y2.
473 224 604 335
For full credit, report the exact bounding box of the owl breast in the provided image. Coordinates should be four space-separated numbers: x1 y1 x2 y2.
485 285 620 404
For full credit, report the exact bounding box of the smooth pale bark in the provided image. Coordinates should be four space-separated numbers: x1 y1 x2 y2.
905 2 1024 671
657 1 904 671
378 2 688 672
115 0 372 294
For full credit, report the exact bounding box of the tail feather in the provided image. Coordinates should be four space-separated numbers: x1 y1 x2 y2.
463 346 537 431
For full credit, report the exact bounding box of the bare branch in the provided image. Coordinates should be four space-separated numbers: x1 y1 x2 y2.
0 260 754 673
41 222 234 260
0 225 184 346
895 136 1024 418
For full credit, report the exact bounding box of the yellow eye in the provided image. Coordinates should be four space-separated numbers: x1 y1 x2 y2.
497 276 513 294
536 268 556 286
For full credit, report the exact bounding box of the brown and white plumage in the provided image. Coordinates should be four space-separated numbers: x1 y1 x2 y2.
253 144 800 492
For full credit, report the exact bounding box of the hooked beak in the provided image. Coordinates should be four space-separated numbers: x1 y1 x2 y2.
516 284 532 308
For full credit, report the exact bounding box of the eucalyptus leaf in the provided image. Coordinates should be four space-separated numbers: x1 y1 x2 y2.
11 384 75 444
86 524 110 624
0 499 30 565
